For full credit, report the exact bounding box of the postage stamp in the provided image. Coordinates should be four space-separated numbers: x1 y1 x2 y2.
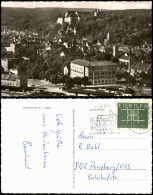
117 103 148 129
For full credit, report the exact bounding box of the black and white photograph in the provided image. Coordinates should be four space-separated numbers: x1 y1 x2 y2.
1 1 152 97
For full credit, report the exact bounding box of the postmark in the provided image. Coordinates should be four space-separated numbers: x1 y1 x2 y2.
90 109 114 131
89 104 116 134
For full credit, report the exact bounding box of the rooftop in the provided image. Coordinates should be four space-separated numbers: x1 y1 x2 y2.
119 55 130 61
71 59 116 67
89 61 116 66
1 74 19 81
71 59 89 66
133 62 152 72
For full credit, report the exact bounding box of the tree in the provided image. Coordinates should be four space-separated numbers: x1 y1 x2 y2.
111 56 119 63
128 75 136 85
73 77 82 86
45 68 52 81
65 78 74 89
1 66 5 74
59 74 69 85
122 71 130 79
81 76 89 87
50 74 60 84
116 70 125 79
18 61 28 76
139 72 147 80
31 64 39 79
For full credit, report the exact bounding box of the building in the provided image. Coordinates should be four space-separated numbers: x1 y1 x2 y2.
1 74 20 87
1 58 15 72
1 59 8 71
37 49 45 56
57 10 98 25
141 88 152 96
60 51 65 57
119 53 131 72
104 39 109 46
70 59 117 85
113 45 119 57
45 43 51 51
64 66 69 75
119 53 130 64
22 56 30 61
57 17 64 25
131 62 152 75
64 11 80 24
118 46 130 53
5 43 15 53
92 9 99 17
99 46 105 53
20 75 28 92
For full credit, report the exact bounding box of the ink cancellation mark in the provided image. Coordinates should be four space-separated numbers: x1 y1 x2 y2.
90 109 114 132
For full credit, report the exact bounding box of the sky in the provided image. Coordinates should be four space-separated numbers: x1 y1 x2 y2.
1 1 152 10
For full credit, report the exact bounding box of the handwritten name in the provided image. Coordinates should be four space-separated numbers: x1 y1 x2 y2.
23 141 32 169
78 142 101 150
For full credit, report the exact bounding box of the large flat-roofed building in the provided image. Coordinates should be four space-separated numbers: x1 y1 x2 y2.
70 59 89 78
70 59 117 85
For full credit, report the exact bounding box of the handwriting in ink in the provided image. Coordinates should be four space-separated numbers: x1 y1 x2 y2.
78 142 101 150
50 114 63 150
42 113 50 168
43 151 49 168
51 129 63 149
23 141 32 169
56 114 63 126
42 113 46 127
88 173 118 181
74 161 130 174
78 131 93 139
42 130 50 168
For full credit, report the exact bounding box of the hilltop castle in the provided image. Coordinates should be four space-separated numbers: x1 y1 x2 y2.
57 10 100 25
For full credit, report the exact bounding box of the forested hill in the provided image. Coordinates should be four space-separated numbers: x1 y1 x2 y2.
1 7 95 31
1 7 152 45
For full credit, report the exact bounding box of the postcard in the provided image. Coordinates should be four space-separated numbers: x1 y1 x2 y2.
1 99 152 194
1 1 152 97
